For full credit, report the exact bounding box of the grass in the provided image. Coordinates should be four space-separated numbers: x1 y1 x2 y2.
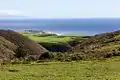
1 57 120 80
22 33 73 43
16 32 120 80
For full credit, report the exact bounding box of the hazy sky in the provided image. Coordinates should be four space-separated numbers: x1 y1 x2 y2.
0 0 120 18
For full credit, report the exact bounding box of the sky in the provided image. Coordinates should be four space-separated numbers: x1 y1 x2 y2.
0 0 120 19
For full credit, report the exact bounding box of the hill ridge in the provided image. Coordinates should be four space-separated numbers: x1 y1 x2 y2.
72 30 120 58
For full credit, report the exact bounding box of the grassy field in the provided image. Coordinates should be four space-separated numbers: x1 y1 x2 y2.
1 57 120 80
22 33 73 43
17 32 120 80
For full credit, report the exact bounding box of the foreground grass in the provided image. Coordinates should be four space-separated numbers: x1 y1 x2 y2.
1 57 120 80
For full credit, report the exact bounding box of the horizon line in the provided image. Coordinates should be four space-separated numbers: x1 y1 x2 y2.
1 17 120 20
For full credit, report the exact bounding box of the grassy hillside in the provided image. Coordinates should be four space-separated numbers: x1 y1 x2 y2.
22 32 87 52
21 30 120 60
72 30 120 59
22 33 73 43
1 57 120 80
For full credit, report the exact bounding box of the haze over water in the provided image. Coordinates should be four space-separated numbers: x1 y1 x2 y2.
0 18 120 35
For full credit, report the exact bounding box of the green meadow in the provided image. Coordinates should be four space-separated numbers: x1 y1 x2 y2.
1 57 120 80
22 33 73 43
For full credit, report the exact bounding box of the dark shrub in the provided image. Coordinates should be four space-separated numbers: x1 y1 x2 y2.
40 52 54 60
15 44 27 58
105 53 113 58
70 54 83 60
34 34 57 37
39 42 71 52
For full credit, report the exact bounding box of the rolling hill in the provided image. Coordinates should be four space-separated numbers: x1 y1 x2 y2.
71 30 120 59
0 30 47 61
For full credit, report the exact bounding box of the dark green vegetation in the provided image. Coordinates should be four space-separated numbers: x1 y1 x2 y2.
22 30 120 61
39 42 71 52
22 32 87 52
1 57 120 80
22 32 73 52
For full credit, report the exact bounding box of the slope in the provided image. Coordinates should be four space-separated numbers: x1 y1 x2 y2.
72 30 120 58
0 30 47 60
0 36 17 61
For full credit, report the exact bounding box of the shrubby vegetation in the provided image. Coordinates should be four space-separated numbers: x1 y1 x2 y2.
0 30 47 62
39 52 90 61
1 29 120 63
39 42 71 52
71 30 120 59
21 30 120 61
33 33 57 37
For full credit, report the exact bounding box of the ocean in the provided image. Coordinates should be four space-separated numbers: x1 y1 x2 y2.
0 18 120 35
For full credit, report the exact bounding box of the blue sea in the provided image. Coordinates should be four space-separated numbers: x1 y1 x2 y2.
0 18 120 35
